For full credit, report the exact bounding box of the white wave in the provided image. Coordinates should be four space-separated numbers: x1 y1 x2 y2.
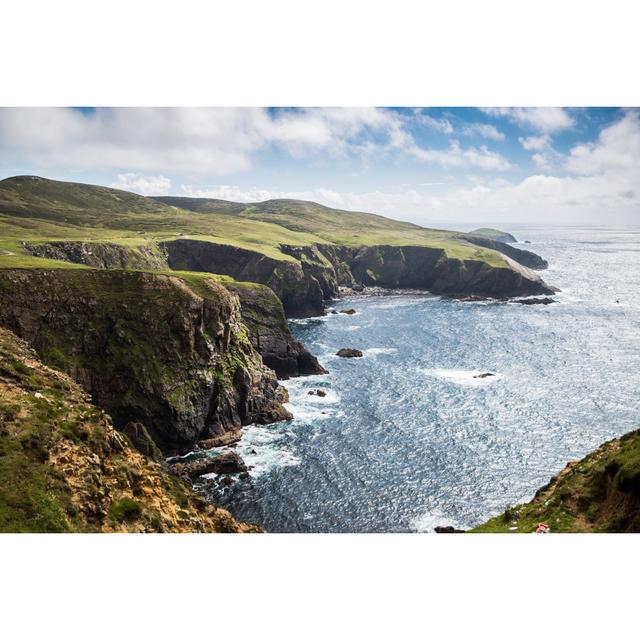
232 424 300 478
363 347 398 356
342 325 362 331
281 377 342 422
288 315 329 325
421 368 502 386
412 507 464 533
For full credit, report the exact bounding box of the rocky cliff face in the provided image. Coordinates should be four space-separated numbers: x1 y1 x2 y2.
0 327 260 532
0 269 291 454
344 245 552 297
22 240 324 377
162 239 554 318
24 241 169 271
225 280 327 379
458 235 549 270
161 239 325 317
473 429 640 533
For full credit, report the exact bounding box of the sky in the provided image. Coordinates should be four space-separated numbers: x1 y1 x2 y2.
0 107 638 225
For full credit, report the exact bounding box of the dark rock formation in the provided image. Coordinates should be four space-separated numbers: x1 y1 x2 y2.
122 421 164 463
434 526 466 533
161 239 326 317
336 348 363 358
308 389 327 397
0 269 291 454
224 280 327 379
473 373 495 379
161 240 554 318
170 451 248 478
458 235 549 270
512 297 556 305
0 326 260 533
340 308 357 315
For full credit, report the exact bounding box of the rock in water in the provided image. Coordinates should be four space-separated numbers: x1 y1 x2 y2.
336 348 363 358
339 308 357 315
308 389 327 397
170 451 248 478
473 372 495 379
513 297 556 305
434 526 465 533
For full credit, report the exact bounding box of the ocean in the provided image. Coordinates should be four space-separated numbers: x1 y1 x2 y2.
203 225 640 532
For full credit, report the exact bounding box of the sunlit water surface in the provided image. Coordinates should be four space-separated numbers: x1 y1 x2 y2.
201 226 640 532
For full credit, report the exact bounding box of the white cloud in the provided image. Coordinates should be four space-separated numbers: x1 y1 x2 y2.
111 173 171 196
519 135 550 151
415 112 454 135
461 123 505 141
481 107 574 134
176 172 637 224
0 107 406 177
0 107 513 179
566 110 640 175
409 141 512 171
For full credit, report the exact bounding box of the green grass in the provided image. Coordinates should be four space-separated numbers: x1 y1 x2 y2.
107 497 142 522
469 228 517 242
472 429 640 533
0 175 510 271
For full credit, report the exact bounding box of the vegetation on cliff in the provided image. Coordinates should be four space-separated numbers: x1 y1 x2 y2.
469 228 517 243
0 327 260 532
0 176 554 312
472 429 640 533
0 269 291 454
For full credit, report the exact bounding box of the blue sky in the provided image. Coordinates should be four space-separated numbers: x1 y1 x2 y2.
0 107 637 224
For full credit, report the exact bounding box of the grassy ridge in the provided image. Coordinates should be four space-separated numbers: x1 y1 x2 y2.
0 176 509 270
472 429 640 533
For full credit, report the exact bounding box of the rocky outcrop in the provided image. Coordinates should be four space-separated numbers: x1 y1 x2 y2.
22 235 554 319
22 239 326 379
512 297 556 305
169 451 248 478
161 239 554 318
225 280 327 379
0 327 260 532
0 269 291 454
458 235 549 270
122 421 164 463
336 348 363 358
345 245 553 298
161 239 325 317
473 429 640 533
24 241 169 271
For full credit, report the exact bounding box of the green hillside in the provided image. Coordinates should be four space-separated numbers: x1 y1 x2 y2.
473 429 640 533
0 175 508 270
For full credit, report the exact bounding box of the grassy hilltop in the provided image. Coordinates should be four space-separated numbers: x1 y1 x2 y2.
0 175 508 270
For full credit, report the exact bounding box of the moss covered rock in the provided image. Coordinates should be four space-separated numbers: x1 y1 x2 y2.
0 269 291 454
0 326 261 532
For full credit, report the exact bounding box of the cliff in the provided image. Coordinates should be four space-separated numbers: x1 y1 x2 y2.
224 279 327 378
457 235 548 270
0 176 557 319
161 239 553 316
0 269 291 454
0 326 260 532
473 429 640 533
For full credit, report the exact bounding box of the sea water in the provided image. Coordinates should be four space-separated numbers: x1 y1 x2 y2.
208 225 640 532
